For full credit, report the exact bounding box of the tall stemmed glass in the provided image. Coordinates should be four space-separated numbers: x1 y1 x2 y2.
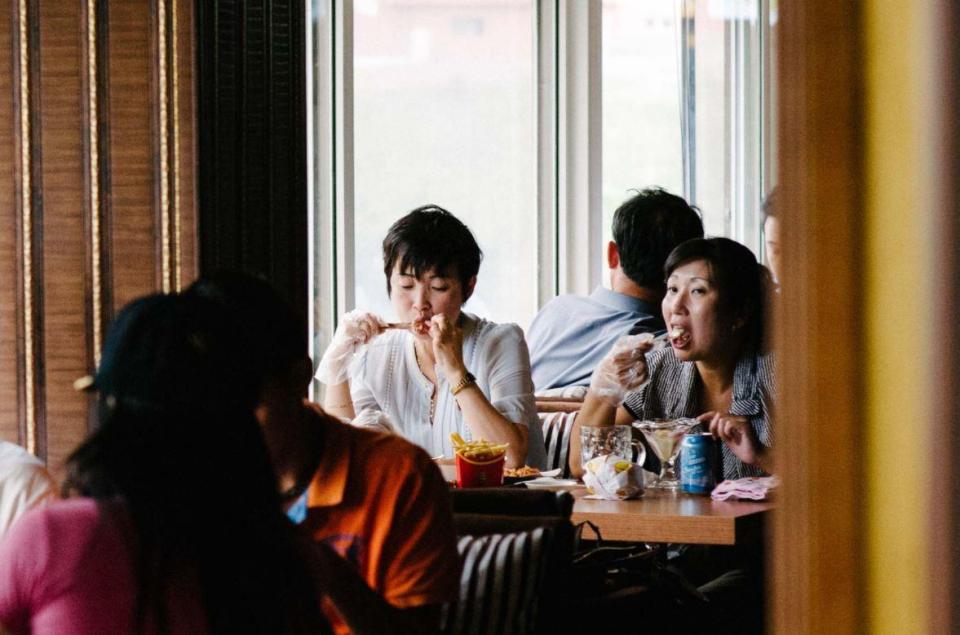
634 418 696 489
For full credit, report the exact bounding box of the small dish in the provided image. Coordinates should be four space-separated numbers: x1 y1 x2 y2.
522 477 582 491
503 474 540 485
502 467 562 484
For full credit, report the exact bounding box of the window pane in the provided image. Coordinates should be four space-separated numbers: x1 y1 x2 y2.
308 0 333 399
602 0 684 272
353 0 536 328
694 0 764 253
693 0 727 238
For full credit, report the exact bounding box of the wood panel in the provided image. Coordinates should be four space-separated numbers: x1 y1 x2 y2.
108 0 158 309
38 0 86 470
929 3 960 631
174 0 197 287
0 0 197 468
862 2 958 631
0 0 19 444
770 0 864 632
15 0 45 458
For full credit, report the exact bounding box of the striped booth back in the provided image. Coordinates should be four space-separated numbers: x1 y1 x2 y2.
538 411 577 478
441 527 555 635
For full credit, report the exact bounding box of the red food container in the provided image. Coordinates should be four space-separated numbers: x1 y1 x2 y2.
455 452 505 488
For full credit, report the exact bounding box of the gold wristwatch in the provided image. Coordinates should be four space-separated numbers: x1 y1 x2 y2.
450 372 476 396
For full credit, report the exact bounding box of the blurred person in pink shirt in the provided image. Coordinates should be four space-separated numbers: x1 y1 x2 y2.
0 294 331 634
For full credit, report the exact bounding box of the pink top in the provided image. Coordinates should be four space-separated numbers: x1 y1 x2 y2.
0 498 207 634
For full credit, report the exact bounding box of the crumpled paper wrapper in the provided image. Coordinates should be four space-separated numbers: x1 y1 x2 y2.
582 455 644 500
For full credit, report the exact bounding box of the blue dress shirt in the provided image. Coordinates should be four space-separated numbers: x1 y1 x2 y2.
526 287 664 391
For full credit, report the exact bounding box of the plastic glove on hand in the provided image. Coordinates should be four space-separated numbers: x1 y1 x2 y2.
315 310 386 384
588 333 655 408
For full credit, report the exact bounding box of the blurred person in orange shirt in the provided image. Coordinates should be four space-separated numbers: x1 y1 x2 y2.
188 272 460 635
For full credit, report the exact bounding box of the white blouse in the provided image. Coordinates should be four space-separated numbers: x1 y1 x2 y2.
348 313 547 468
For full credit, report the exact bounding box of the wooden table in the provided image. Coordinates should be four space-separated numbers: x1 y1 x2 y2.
570 486 773 545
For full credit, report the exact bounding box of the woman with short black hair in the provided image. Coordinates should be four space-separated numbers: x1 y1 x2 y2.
317 205 545 469
572 237 775 479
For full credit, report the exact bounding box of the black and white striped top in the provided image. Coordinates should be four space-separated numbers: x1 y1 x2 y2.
623 347 776 480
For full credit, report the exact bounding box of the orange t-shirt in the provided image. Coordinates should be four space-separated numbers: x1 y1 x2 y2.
300 405 460 634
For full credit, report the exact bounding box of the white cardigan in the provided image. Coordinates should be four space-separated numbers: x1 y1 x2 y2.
348 313 546 468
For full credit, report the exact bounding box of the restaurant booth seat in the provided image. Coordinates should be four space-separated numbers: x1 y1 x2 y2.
538 410 578 478
442 490 575 635
535 387 585 479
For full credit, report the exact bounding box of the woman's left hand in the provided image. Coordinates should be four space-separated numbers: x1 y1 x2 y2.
429 314 467 383
699 411 762 466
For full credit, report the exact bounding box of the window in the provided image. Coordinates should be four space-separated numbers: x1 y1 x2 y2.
351 1 537 325
601 0 684 271
308 0 778 394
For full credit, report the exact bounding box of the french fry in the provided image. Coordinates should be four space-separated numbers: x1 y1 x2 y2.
449 433 509 462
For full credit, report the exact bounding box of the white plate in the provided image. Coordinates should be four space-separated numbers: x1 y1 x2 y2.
522 477 582 490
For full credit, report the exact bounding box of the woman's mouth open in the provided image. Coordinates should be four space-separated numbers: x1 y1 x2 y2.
669 327 691 348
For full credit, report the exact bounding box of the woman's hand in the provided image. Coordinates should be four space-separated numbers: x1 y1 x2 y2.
698 411 763 467
316 310 387 385
428 314 467 383
588 333 655 407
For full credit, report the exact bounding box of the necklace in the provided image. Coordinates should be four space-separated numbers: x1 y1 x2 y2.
414 343 438 423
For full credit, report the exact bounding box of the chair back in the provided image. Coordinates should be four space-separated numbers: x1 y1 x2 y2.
443 488 575 634
539 410 577 478
450 488 573 518
442 528 549 635
442 519 573 635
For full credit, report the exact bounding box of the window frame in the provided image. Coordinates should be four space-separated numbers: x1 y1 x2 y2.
307 0 776 397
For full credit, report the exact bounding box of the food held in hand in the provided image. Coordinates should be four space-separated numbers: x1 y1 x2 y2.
450 433 509 462
412 316 431 336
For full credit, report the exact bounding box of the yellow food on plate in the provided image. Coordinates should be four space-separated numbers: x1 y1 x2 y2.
450 433 509 462
503 466 540 478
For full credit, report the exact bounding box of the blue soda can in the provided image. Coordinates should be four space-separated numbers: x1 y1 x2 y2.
680 433 717 494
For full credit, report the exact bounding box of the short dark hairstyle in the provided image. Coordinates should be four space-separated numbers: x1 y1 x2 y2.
382 204 483 300
664 237 769 352
186 271 307 383
611 187 704 290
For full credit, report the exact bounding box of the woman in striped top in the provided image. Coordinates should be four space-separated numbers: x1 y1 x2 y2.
317 205 545 470
572 237 774 480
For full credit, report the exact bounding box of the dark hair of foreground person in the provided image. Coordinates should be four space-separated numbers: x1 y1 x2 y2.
64 294 328 633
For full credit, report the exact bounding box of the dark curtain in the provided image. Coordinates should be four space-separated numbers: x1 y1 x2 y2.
196 0 307 321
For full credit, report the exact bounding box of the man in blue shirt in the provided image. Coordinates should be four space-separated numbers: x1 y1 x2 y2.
527 187 703 391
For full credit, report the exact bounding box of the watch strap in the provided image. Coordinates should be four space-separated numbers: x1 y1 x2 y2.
450 372 476 396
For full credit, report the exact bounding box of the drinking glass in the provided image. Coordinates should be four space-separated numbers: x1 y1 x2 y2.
579 425 645 470
634 418 697 489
